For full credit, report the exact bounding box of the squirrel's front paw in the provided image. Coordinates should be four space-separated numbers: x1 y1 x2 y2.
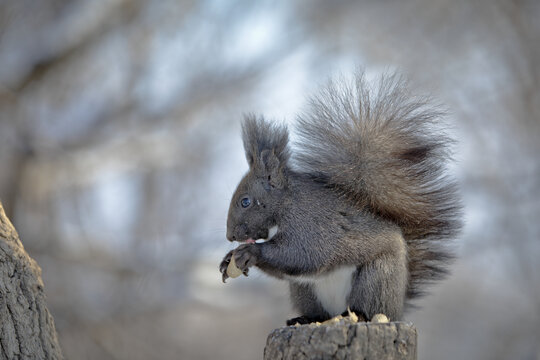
232 244 260 276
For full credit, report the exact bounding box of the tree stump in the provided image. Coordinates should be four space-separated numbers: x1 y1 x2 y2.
264 321 417 360
0 202 64 359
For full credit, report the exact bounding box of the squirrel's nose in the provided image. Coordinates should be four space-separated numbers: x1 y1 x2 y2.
226 228 235 242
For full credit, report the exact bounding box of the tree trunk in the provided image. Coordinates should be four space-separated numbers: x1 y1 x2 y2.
0 202 63 359
264 321 417 360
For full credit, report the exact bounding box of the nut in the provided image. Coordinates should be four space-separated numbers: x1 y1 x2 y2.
371 313 389 323
226 255 243 278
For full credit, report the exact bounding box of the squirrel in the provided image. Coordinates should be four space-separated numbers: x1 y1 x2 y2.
219 72 462 325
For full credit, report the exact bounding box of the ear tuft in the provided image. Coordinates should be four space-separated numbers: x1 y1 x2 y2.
242 114 290 169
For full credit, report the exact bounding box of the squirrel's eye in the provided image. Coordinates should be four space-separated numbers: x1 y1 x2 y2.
240 197 251 208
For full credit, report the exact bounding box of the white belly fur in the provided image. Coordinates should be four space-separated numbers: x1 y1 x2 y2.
290 266 356 316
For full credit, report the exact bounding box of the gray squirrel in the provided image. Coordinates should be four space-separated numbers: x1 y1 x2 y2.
219 73 462 325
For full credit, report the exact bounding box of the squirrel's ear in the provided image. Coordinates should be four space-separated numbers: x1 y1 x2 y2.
242 114 290 171
260 149 287 189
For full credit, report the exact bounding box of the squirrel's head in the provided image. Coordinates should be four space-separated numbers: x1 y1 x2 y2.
226 115 290 243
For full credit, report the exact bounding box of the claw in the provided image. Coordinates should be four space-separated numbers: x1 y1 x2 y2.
243 268 249 276
219 260 229 274
219 250 234 282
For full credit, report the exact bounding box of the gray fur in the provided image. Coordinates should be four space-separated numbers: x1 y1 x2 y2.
220 72 462 323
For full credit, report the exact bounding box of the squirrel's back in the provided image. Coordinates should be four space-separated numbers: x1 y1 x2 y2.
295 73 462 299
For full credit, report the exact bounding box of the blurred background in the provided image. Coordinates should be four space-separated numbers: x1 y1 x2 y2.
1 0 539 359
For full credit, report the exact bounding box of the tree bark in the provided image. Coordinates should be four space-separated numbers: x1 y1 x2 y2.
0 202 63 359
264 321 417 360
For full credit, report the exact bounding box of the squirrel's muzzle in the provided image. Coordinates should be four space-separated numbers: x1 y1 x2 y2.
226 224 249 242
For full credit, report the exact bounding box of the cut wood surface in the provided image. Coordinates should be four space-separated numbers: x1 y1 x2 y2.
0 202 63 360
264 321 417 360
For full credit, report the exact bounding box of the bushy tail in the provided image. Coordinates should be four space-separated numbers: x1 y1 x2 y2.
295 73 462 299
